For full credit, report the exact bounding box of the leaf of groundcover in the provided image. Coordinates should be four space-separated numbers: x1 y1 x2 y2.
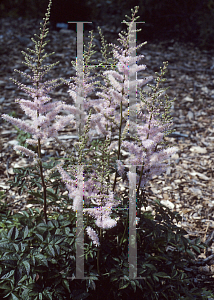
195 237 201 245
130 280 136 292
7 227 15 240
34 254 48 267
35 233 43 242
112 257 120 262
59 220 72 227
13 243 19 252
135 279 143 291
47 221 54 229
54 244 60 255
0 241 12 252
0 269 15 279
46 188 58 200
186 249 195 259
0 282 12 291
152 275 159 282
62 279 71 293
36 223 48 235
28 191 43 201
54 237 65 245
0 258 17 268
22 260 30 276
11 293 19 300
191 245 201 254
119 281 129 290
154 272 171 279
43 289 53 300
21 288 30 299
47 245 55 257
23 226 29 239
143 263 157 271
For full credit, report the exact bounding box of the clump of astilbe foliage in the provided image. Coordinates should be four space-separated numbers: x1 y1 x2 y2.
0 1 213 300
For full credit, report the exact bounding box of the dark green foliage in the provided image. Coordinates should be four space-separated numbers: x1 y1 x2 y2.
2 159 214 299
0 192 213 300
0 207 78 299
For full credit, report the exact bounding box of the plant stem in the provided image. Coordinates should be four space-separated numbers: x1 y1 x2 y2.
97 227 102 275
37 138 47 223
120 213 128 247
113 100 123 192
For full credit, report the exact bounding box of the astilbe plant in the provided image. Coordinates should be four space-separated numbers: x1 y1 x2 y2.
55 6 177 248
1 1 214 299
1 0 86 223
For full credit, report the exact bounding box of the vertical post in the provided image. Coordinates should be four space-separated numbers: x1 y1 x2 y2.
68 22 92 136
128 164 137 279
67 22 91 279
76 22 84 137
128 21 137 136
75 165 84 279
127 21 138 280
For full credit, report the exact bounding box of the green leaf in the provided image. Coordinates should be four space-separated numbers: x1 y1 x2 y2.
23 226 29 239
130 280 136 292
195 237 201 245
186 249 195 259
191 245 201 254
54 244 60 255
46 189 58 200
152 274 159 282
36 223 47 235
119 282 129 290
62 279 71 293
1 269 15 279
7 227 15 240
47 245 55 257
112 257 120 262
22 260 31 276
13 243 19 252
43 289 53 300
47 221 54 229
28 191 43 201
154 272 171 279
22 211 29 218
11 293 19 300
54 237 65 245
35 254 48 267
35 233 43 242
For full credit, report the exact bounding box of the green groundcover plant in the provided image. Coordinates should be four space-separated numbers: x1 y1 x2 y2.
1 1 213 299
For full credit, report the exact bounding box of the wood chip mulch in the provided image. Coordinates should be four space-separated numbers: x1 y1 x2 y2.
0 17 214 294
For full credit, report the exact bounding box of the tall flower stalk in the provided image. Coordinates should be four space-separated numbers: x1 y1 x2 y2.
1 0 85 223
56 6 177 249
